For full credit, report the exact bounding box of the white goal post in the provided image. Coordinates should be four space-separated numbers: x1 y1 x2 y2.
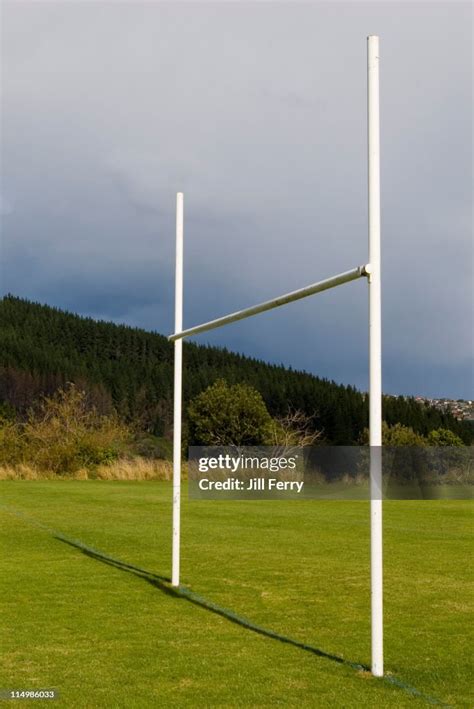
168 36 383 677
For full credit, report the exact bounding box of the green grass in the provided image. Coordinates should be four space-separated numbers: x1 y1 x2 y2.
0 482 472 708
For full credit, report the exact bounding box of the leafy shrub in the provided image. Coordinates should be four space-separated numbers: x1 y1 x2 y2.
359 422 427 446
0 384 130 475
426 428 464 446
0 420 26 466
188 379 273 446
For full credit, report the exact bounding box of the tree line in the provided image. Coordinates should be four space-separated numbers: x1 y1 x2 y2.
1 295 472 445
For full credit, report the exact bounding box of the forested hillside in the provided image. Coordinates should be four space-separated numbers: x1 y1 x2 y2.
1 295 471 444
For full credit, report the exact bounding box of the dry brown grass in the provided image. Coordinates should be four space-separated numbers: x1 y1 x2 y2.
95 458 173 481
0 457 177 481
340 472 369 486
0 464 62 480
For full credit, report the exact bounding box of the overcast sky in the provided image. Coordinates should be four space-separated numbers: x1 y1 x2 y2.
1 1 472 398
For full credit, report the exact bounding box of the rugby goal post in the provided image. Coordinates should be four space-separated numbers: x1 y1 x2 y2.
168 36 383 677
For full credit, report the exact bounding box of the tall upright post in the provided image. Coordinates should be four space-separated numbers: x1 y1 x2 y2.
172 192 184 587
368 35 383 677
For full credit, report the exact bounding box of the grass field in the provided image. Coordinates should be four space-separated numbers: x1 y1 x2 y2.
0 481 472 708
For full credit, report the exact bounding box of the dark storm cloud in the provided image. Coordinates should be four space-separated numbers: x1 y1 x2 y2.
1 1 472 397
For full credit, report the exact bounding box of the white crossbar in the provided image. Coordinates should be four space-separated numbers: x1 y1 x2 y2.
169 265 368 342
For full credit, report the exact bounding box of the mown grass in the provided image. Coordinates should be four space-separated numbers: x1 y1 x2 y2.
0 481 472 708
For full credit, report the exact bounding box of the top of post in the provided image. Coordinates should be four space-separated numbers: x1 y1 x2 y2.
367 35 379 63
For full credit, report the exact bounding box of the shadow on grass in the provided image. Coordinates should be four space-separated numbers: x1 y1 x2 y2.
54 534 367 672
53 534 451 705
0 503 448 706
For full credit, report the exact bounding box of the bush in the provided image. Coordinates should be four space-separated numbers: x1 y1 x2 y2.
188 379 273 446
0 385 130 475
359 422 427 446
426 428 464 446
0 420 25 466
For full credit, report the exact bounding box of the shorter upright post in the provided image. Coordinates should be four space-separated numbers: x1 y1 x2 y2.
172 192 184 587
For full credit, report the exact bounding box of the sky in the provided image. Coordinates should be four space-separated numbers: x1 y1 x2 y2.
1 1 472 399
